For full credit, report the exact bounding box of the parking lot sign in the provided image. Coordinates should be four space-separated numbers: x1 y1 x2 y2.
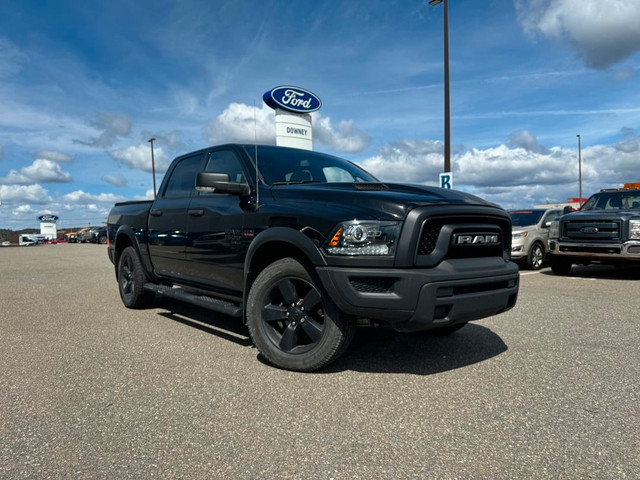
439 172 453 189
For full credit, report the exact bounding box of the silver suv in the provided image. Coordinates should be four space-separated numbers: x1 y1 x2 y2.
509 208 563 270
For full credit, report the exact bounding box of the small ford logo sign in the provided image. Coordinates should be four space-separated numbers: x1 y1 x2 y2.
263 86 322 114
581 226 598 233
38 215 59 222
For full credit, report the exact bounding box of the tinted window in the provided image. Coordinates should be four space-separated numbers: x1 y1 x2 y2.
243 145 377 185
163 154 205 198
582 192 640 211
204 150 246 183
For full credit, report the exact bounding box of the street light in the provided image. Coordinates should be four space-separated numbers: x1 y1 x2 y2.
576 134 582 205
429 0 451 173
148 137 157 199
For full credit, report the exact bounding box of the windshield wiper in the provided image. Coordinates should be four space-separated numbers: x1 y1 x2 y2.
272 180 318 185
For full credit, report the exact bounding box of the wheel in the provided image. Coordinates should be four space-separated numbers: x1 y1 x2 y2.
246 258 355 372
427 322 468 336
526 243 545 270
117 246 155 308
550 256 572 275
98 235 107 244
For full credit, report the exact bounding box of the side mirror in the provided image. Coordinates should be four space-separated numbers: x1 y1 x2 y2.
195 172 250 196
563 206 573 214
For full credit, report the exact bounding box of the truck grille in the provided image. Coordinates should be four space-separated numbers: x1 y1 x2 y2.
562 220 620 241
416 215 510 265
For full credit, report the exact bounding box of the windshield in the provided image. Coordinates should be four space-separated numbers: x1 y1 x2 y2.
581 192 640 211
243 145 378 186
509 210 545 227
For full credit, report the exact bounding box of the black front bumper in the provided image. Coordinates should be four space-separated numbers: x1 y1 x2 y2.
317 257 519 332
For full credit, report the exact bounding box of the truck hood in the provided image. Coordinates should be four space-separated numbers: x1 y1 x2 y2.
267 182 501 221
564 209 640 220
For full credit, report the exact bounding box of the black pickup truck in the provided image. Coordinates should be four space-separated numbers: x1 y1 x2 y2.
107 144 519 371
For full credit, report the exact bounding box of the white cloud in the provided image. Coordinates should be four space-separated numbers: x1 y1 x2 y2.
109 143 171 173
358 132 640 207
314 115 371 153
102 173 129 187
205 103 276 144
78 112 132 147
508 130 550 154
62 190 125 204
12 204 33 216
0 159 73 184
515 0 640 69
0 184 51 204
35 150 73 163
205 103 371 153
134 189 155 200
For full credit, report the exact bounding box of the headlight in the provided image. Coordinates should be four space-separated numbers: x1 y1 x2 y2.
549 220 560 239
324 220 401 256
630 220 640 240
512 232 527 241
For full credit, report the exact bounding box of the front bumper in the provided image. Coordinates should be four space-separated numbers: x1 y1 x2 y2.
317 257 519 332
549 240 640 260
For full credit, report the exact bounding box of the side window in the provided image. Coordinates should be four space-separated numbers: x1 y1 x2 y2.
204 150 246 183
543 211 560 225
163 154 205 198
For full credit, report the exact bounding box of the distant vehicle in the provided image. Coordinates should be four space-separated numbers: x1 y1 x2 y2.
509 208 563 270
548 183 640 274
75 227 91 242
80 227 108 244
1 241 11 247
19 234 43 246
65 232 79 243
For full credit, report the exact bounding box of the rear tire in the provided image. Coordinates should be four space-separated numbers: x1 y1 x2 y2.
550 256 572 275
117 246 155 308
246 258 355 372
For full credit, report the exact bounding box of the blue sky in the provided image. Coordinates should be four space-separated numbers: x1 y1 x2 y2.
1 0 640 229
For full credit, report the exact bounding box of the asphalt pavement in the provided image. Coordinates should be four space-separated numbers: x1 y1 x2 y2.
1 244 638 479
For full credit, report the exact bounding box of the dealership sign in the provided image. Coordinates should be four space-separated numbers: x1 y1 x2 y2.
38 215 59 222
263 86 322 114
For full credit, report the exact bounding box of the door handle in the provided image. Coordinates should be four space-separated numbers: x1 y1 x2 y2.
188 209 204 217
150 210 163 217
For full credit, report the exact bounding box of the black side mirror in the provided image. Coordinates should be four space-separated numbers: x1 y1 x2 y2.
195 172 250 196
563 206 573 214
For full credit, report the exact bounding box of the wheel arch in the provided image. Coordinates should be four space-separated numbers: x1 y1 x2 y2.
112 226 156 282
243 227 327 322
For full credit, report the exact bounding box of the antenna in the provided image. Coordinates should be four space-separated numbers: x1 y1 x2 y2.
254 101 260 208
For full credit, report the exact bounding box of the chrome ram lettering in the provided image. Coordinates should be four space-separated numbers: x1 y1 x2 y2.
454 234 500 245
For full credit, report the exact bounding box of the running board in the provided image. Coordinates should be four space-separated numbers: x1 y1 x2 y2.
144 284 243 317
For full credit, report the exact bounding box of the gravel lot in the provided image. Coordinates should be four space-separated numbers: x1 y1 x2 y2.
1 244 638 479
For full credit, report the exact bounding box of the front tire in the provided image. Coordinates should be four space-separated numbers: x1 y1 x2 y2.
550 256 572 275
526 242 545 270
117 246 155 308
246 258 355 372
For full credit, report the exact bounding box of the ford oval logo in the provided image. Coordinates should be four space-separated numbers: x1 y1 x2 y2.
263 86 322 114
38 215 59 222
581 226 599 233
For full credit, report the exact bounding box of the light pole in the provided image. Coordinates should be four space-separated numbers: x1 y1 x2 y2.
148 137 157 199
429 0 451 173
576 134 582 205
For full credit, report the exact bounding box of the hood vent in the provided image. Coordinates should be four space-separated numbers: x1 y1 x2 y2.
353 183 389 191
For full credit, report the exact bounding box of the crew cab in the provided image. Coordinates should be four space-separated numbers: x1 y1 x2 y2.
107 144 519 371
548 183 640 274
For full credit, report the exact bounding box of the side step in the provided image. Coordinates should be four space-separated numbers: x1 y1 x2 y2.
144 283 243 318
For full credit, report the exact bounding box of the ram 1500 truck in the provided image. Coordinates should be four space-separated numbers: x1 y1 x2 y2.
107 144 519 371
548 183 640 275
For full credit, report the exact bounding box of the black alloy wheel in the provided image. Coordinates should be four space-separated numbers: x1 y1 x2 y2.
247 258 355 372
117 246 155 308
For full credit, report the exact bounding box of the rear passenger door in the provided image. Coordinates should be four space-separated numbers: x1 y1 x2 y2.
184 148 250 295
148 152 206 277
